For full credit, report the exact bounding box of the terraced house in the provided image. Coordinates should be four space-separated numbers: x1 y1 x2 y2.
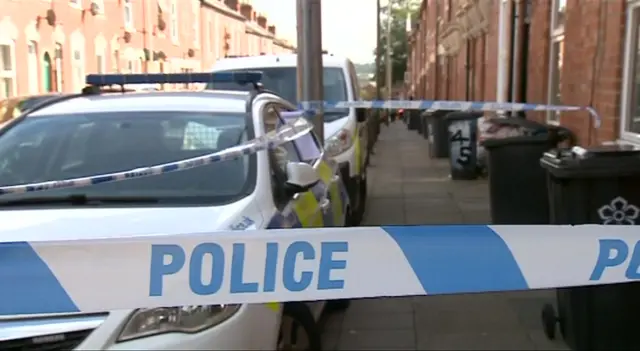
0 0 295 98
407 0 640 147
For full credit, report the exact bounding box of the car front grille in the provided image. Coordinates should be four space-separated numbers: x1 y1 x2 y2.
0 329 94 351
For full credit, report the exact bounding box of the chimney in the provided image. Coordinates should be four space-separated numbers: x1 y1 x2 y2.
267 25 276 35
257 14 267 28
239 2 252 20
224 0 239 11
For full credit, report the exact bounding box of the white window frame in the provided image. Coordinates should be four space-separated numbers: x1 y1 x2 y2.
213 14 220 59
71 34 86 91
54 43 63 92
27 41 39 94
0 41 16 99
193 0 200 48
124 0 134 30
170 0 179 43
546 0 565 125
620 1 640 143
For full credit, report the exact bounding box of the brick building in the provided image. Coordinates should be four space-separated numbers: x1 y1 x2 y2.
0 0 295 98
407 0 640 146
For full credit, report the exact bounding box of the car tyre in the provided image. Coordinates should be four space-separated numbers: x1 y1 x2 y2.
327 299 351 312
278 302 322 351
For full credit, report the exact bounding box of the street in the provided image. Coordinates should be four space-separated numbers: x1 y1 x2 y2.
320 122 570 350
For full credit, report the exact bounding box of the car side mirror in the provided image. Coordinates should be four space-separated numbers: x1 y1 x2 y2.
284 162 320 196
355 108 367 123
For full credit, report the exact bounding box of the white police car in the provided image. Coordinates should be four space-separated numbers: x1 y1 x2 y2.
210 54 370 225
0 73 350 350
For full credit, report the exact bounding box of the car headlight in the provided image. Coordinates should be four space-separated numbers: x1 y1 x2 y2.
325 129 354 157
117 304 241 342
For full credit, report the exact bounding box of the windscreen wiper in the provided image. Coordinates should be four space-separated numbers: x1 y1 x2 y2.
0 194 160 206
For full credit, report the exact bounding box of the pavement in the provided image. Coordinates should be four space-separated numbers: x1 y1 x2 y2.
319 121 571 350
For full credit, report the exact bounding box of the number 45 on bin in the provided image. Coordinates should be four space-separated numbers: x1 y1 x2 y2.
148 241 349 296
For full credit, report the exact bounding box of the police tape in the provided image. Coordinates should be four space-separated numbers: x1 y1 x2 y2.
1 224 639 316
0 117 313 196
297 99 602 128
0 99 599 196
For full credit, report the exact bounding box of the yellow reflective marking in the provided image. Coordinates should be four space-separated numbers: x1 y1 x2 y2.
266 302 280 312
293 191 323 227
354 126 362 175
317 161 343 226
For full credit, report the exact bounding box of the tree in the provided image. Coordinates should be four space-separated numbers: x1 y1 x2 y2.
372 0 420 90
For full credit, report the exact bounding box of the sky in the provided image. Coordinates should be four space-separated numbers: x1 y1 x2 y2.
252 0 378 64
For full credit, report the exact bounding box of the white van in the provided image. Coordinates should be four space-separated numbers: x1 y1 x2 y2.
209 54 369 225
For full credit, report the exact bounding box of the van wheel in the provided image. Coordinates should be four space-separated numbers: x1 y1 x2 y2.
278 303 322 351
327 299 351 312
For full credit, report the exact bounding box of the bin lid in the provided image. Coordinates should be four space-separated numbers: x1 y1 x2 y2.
488 117 549 134
444 111 483 121
540 144 640 178
482 133 552 148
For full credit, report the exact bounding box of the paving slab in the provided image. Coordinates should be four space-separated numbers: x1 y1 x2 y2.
321 122 569 351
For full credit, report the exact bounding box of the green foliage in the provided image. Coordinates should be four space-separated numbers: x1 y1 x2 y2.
372 0 420 88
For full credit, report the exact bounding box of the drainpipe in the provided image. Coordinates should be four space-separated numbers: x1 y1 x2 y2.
496 0 509 105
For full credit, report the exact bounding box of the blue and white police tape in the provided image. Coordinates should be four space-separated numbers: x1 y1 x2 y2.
298 99 602 128
0 117 312 196
1 224 639 316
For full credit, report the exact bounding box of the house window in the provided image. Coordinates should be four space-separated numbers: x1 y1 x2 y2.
170 0 178 42
547 0 565 124
0 43 15 98
213 14 220 59
54 43 63 92
113 50 120 72
96 54 105 73
27 41 39 94
124 0 134 29
193 0 200 47
72 47 85 91
621 1 640 140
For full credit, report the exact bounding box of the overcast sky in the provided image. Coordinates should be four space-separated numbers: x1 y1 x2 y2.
252 0 379 64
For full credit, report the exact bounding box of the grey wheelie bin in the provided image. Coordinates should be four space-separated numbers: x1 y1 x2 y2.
424 110 451 158
482 118 574 224
540 145 640 351
445 112 483 180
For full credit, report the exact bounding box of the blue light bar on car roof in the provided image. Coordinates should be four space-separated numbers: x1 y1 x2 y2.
85 72 263 86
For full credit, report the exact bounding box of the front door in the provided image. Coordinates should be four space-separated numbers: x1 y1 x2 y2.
43 53 52 93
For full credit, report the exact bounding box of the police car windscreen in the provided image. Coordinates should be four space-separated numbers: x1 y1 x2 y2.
207 67 350 122
0 111 254 205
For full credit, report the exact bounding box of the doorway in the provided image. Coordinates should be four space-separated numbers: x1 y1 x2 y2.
43 52 53 92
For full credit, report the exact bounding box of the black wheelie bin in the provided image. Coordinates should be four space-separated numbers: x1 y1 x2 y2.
424 110 452 159
445 112 483 180
482 118 574 224
540 145 640 351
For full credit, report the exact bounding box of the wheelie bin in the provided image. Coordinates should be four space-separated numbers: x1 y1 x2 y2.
482 118 574 224
408 109 421 131
539 145 640 351
445 112 483 180
423 110 451 159
420 112 429 139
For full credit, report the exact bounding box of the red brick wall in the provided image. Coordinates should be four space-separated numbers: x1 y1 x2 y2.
408 0 628 145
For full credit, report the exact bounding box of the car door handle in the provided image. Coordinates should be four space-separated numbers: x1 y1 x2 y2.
319 198 331 212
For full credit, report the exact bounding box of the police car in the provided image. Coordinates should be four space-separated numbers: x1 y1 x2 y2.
210 54 369 225
0 73 350 350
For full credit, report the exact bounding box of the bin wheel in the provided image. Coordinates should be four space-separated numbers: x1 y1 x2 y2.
541 303 559 340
